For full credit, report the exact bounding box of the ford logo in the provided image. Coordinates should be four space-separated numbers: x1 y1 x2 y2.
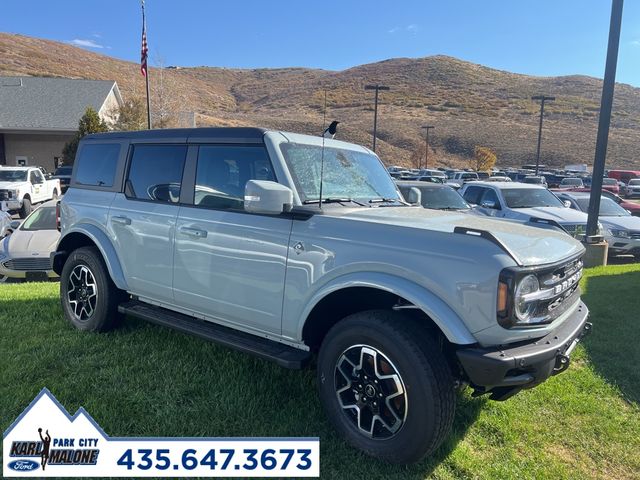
8 459 39 471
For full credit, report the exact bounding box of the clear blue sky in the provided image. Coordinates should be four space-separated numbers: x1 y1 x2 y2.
2 0 639 86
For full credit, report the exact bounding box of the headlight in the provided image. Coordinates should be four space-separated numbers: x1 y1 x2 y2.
610 229 630 238
11 189 19 198
514 274 540 323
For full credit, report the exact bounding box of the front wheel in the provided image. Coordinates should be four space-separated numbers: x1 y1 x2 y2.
19 198 31 218
60 247 126 332
317 310 456 464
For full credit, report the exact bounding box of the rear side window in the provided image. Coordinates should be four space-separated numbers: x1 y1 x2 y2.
126 145 187 203
193 145 275 210
75 143 120 187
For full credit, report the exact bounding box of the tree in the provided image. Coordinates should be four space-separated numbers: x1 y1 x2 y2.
473 146 497 172
62 107 109 164
112 98 147 131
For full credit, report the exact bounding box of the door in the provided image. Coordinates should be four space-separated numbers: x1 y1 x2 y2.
173 144 292 335
30 170 45 202
108 144 187 303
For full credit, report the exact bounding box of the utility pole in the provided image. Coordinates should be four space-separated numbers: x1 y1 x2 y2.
587 0 624 238
531 95 555 175
364 85 390 152
421 125 435 170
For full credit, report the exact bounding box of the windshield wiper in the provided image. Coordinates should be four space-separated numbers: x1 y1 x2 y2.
369 197 408 206
303 197 367 206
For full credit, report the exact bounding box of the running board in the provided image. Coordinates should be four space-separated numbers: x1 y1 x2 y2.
118 301 311 369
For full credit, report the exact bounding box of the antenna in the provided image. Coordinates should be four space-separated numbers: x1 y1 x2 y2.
318 89 327 208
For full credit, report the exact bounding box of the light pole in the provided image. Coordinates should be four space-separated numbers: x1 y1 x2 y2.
587 0 624 238
531 95 555 175
364 84 390 152
421 125 435 170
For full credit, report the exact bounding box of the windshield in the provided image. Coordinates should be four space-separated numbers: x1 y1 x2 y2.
410 186 470 210
503 188 564 208
602 179 617 185
628 179 640 186
561 178 582 186
575 197 628 216
20 207 57 231
0 170 27 182
280 143 401 203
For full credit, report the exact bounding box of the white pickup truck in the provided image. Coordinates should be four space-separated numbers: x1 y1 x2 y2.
0 167 61 218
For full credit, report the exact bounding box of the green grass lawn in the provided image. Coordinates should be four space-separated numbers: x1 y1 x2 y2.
1 265 639 479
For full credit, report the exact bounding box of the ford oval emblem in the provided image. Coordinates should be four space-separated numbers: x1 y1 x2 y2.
8 459 40 471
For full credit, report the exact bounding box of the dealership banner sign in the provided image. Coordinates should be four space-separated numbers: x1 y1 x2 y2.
3 389 319 477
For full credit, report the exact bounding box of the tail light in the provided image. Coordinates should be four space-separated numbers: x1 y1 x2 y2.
56 201 61 232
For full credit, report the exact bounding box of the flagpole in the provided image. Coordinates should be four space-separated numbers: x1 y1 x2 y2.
141 1 151 129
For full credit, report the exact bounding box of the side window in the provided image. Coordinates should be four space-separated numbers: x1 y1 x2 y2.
30 171 39 184
75 144 120 187
480 188 500 208
126 145 187 203
193 145 275 210
462 186 483 205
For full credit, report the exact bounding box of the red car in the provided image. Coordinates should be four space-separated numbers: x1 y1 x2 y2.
554 178 620 195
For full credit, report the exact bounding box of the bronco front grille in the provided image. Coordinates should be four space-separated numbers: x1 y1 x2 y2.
562 224 587 239
3 257 52 271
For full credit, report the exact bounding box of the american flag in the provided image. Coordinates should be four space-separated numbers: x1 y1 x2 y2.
140 0 148 77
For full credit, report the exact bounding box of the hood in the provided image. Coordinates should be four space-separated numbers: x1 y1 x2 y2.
599 215 640 231
512 206 588 224
4 229 60 256
337 207 584 266
0 181 25 190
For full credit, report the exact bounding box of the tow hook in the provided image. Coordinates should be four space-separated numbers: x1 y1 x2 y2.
553 354 570 375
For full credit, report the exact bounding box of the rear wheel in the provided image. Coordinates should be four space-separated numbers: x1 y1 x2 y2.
19 198 31 218
51 189 59 200
317 310 456 464
60 247 126 331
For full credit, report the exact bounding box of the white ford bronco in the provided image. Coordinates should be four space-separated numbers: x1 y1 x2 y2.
0 166 61 218
52 128 591 464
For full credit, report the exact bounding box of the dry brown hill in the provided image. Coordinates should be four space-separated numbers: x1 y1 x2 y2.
1 32 639 169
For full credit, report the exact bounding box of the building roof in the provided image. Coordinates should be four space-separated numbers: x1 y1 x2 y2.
0 76 122 132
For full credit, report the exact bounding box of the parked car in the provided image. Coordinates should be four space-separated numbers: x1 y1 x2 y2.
53 128 590 465
556 192 640 258
460 182 594 238
416 175 445 184
486 176 512 182
0 200 60 283
601 190 640 216
608 169 640 185
53 165 73 193
417 168 446 179
0 166 61 218
601 178 620 195
0 209 11 238
559 177 584 188
523 176 547 187
447 171 479 188
397 181 471 211
625 179 640 199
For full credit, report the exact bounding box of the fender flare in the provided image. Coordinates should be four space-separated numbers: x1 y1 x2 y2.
57 224 129 291
298 272 477 345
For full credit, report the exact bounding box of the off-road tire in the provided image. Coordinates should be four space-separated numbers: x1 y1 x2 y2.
317 310 456 464
19 197 31 218
60 246 126 332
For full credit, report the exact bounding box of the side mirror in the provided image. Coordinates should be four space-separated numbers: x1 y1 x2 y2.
244 180 293 215
405 187 422 205
563 200 572 208
9 220 21 230
480 199 497 209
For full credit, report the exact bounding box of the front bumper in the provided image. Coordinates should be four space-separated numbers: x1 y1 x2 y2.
0 200 21 211
607 237 640 255
456 300 590 400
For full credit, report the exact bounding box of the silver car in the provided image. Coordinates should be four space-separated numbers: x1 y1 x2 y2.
0 200 60 282
53 128 590 464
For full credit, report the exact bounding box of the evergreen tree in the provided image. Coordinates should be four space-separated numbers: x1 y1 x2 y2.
62 107 109 164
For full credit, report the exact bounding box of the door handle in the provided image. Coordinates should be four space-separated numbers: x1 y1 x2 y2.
179 226 208 238
111 215 131 226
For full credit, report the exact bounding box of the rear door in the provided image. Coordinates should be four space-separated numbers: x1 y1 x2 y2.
173 144 292 335
109 143 187 304
30 170 46 202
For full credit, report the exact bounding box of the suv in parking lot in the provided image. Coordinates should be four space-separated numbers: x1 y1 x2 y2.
53 128 591 464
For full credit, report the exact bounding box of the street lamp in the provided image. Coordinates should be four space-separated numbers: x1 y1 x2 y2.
531 95 555 175
421 126 435 170
364 84 390 152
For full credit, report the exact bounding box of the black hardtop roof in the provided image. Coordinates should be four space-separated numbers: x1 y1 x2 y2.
83 127 268 142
